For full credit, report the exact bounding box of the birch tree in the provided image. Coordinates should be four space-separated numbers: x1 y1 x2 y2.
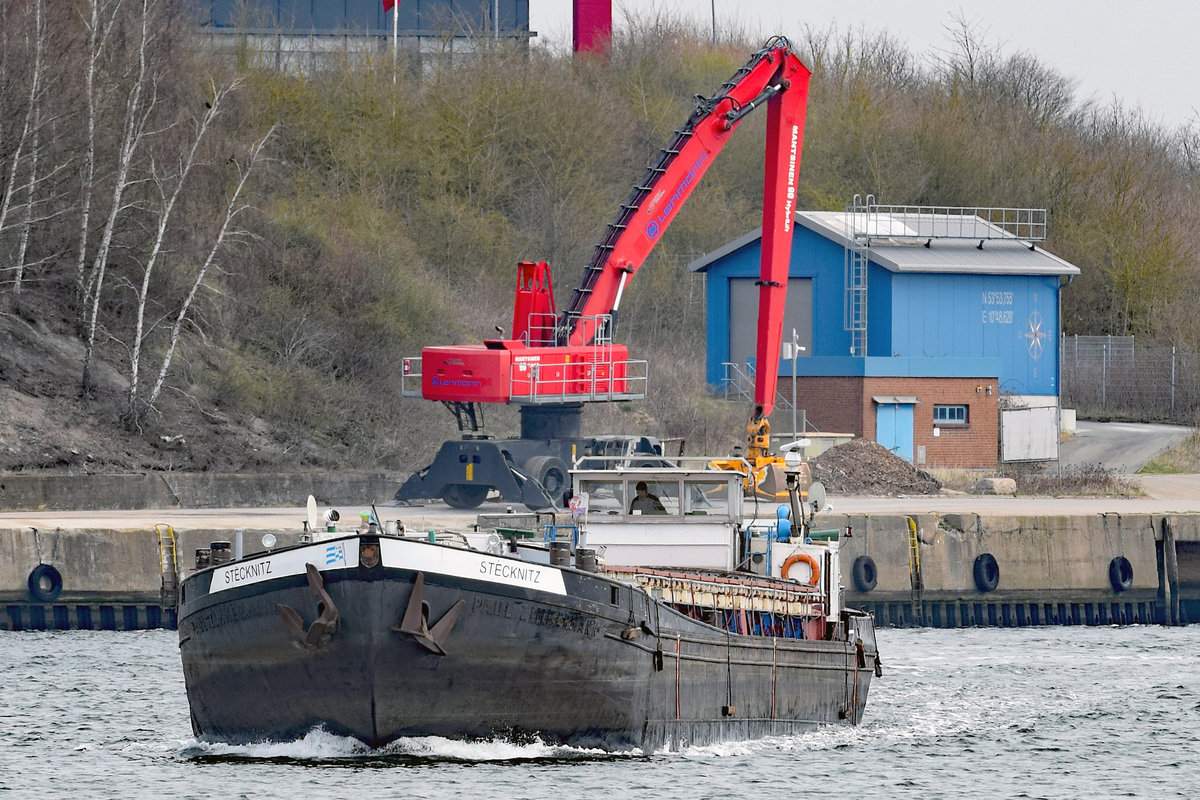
0 0 49 301
124 77 241 424
137 124 276 423
80 0 160 394
74 0 124 306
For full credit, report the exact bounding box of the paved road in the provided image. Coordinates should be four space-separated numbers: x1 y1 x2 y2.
1127 473 1200 501
5 486 1200 535
1057 420 1192 472
0 503 489 535
1053 420 1198 507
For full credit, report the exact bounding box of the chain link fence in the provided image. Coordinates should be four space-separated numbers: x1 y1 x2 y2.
1059 335 1200 423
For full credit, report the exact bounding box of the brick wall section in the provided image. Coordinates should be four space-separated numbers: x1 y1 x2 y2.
788 376 1000 468
793 376 865 435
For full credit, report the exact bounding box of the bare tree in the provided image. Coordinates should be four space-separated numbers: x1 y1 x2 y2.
139 124 277 420
933 11 998 99
81 0 161 394
0 0 47 299
124 77 242 424
74 0 125 306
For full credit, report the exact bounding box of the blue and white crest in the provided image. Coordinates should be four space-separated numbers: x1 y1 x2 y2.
324 543 345 566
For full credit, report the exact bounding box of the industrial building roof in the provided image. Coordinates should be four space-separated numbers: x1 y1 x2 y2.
688 211 1081 277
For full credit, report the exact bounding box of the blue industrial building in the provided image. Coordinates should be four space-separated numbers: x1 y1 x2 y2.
193 1 530 39
689 205 1080 468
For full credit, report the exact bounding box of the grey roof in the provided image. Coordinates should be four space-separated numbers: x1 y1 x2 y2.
688 211 1081 276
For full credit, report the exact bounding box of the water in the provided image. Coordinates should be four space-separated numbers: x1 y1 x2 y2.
2 626 1196 799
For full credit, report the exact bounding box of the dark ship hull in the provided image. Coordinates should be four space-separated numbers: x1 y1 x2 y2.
178 534 878 752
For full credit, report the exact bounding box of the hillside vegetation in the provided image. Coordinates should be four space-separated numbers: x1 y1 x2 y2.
1 2 1198 475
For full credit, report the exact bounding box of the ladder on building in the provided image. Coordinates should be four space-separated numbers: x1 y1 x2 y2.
156 523 179 608
844 194 872 357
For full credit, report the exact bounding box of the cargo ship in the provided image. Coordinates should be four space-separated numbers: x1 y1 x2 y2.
177 457 879 752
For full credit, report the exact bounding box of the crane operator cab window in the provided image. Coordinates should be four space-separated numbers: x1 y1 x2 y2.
629 480 674 515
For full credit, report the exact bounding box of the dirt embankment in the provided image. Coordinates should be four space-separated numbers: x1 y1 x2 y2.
0 299 314 474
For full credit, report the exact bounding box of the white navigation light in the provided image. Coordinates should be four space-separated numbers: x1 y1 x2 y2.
261 533 277 550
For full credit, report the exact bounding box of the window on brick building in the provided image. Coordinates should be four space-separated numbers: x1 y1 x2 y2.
933 404 968 425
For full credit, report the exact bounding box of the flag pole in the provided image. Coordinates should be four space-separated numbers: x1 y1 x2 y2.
392 2 399 86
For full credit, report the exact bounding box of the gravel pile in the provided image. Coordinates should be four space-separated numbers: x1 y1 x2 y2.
809 438 942 496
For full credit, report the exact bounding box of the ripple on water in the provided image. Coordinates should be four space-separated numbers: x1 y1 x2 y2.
2 627 1198 799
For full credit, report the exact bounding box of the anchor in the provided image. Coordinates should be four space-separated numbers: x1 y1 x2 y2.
393 571 464 655
277 563 340 649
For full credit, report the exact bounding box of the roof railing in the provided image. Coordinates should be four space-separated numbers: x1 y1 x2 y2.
849 204 1048 244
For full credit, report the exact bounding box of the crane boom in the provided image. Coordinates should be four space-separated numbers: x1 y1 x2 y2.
563 38 811 371
399 38 812 510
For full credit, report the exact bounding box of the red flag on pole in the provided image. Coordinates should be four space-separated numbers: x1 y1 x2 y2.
383 0 397 12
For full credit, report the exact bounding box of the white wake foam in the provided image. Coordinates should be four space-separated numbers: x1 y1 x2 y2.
177 728 628 762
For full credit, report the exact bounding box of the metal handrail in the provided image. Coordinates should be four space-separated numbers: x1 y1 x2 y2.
399 353 648 404
400 356 423 398
571 455 751 474
719 361 794 410
848 203 1048 243
510 359 648 404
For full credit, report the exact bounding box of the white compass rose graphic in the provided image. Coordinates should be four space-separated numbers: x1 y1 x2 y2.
1024 311 1047 359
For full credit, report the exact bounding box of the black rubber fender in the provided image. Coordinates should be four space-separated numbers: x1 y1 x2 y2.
973 553 1000 592
851 555 878 592
1109 556 1134 592
27 564 63 603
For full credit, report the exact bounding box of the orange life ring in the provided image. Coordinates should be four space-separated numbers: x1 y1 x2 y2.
781 552 820 587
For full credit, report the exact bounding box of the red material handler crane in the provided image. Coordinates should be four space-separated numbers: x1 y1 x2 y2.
398 38 811 509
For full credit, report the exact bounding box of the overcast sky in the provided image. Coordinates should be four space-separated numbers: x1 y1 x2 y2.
528 0 1199 131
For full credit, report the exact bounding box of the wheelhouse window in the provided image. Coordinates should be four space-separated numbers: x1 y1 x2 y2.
933 404 968 425
683 480 731 516
579 480 625 514
577 473 741 520
630 478 679 515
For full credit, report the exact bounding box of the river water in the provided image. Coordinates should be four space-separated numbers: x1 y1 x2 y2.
1 626 1196 799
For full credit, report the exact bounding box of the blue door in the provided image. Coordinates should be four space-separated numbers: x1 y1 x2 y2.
875 403 914 463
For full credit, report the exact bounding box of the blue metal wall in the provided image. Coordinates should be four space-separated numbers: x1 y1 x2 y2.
887 273 1060 395
703 227 850 385
196 1 530 36
700 228 1062 396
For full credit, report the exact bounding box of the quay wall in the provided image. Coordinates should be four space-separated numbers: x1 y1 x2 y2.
1 525 311 631
0 471 397 511
828 512 1197 627
2 480 1197 629
1 525 311 604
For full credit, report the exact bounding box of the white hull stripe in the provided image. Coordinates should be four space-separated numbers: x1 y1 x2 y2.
380 538 567 595
209 540 358 594
205 537 567 597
